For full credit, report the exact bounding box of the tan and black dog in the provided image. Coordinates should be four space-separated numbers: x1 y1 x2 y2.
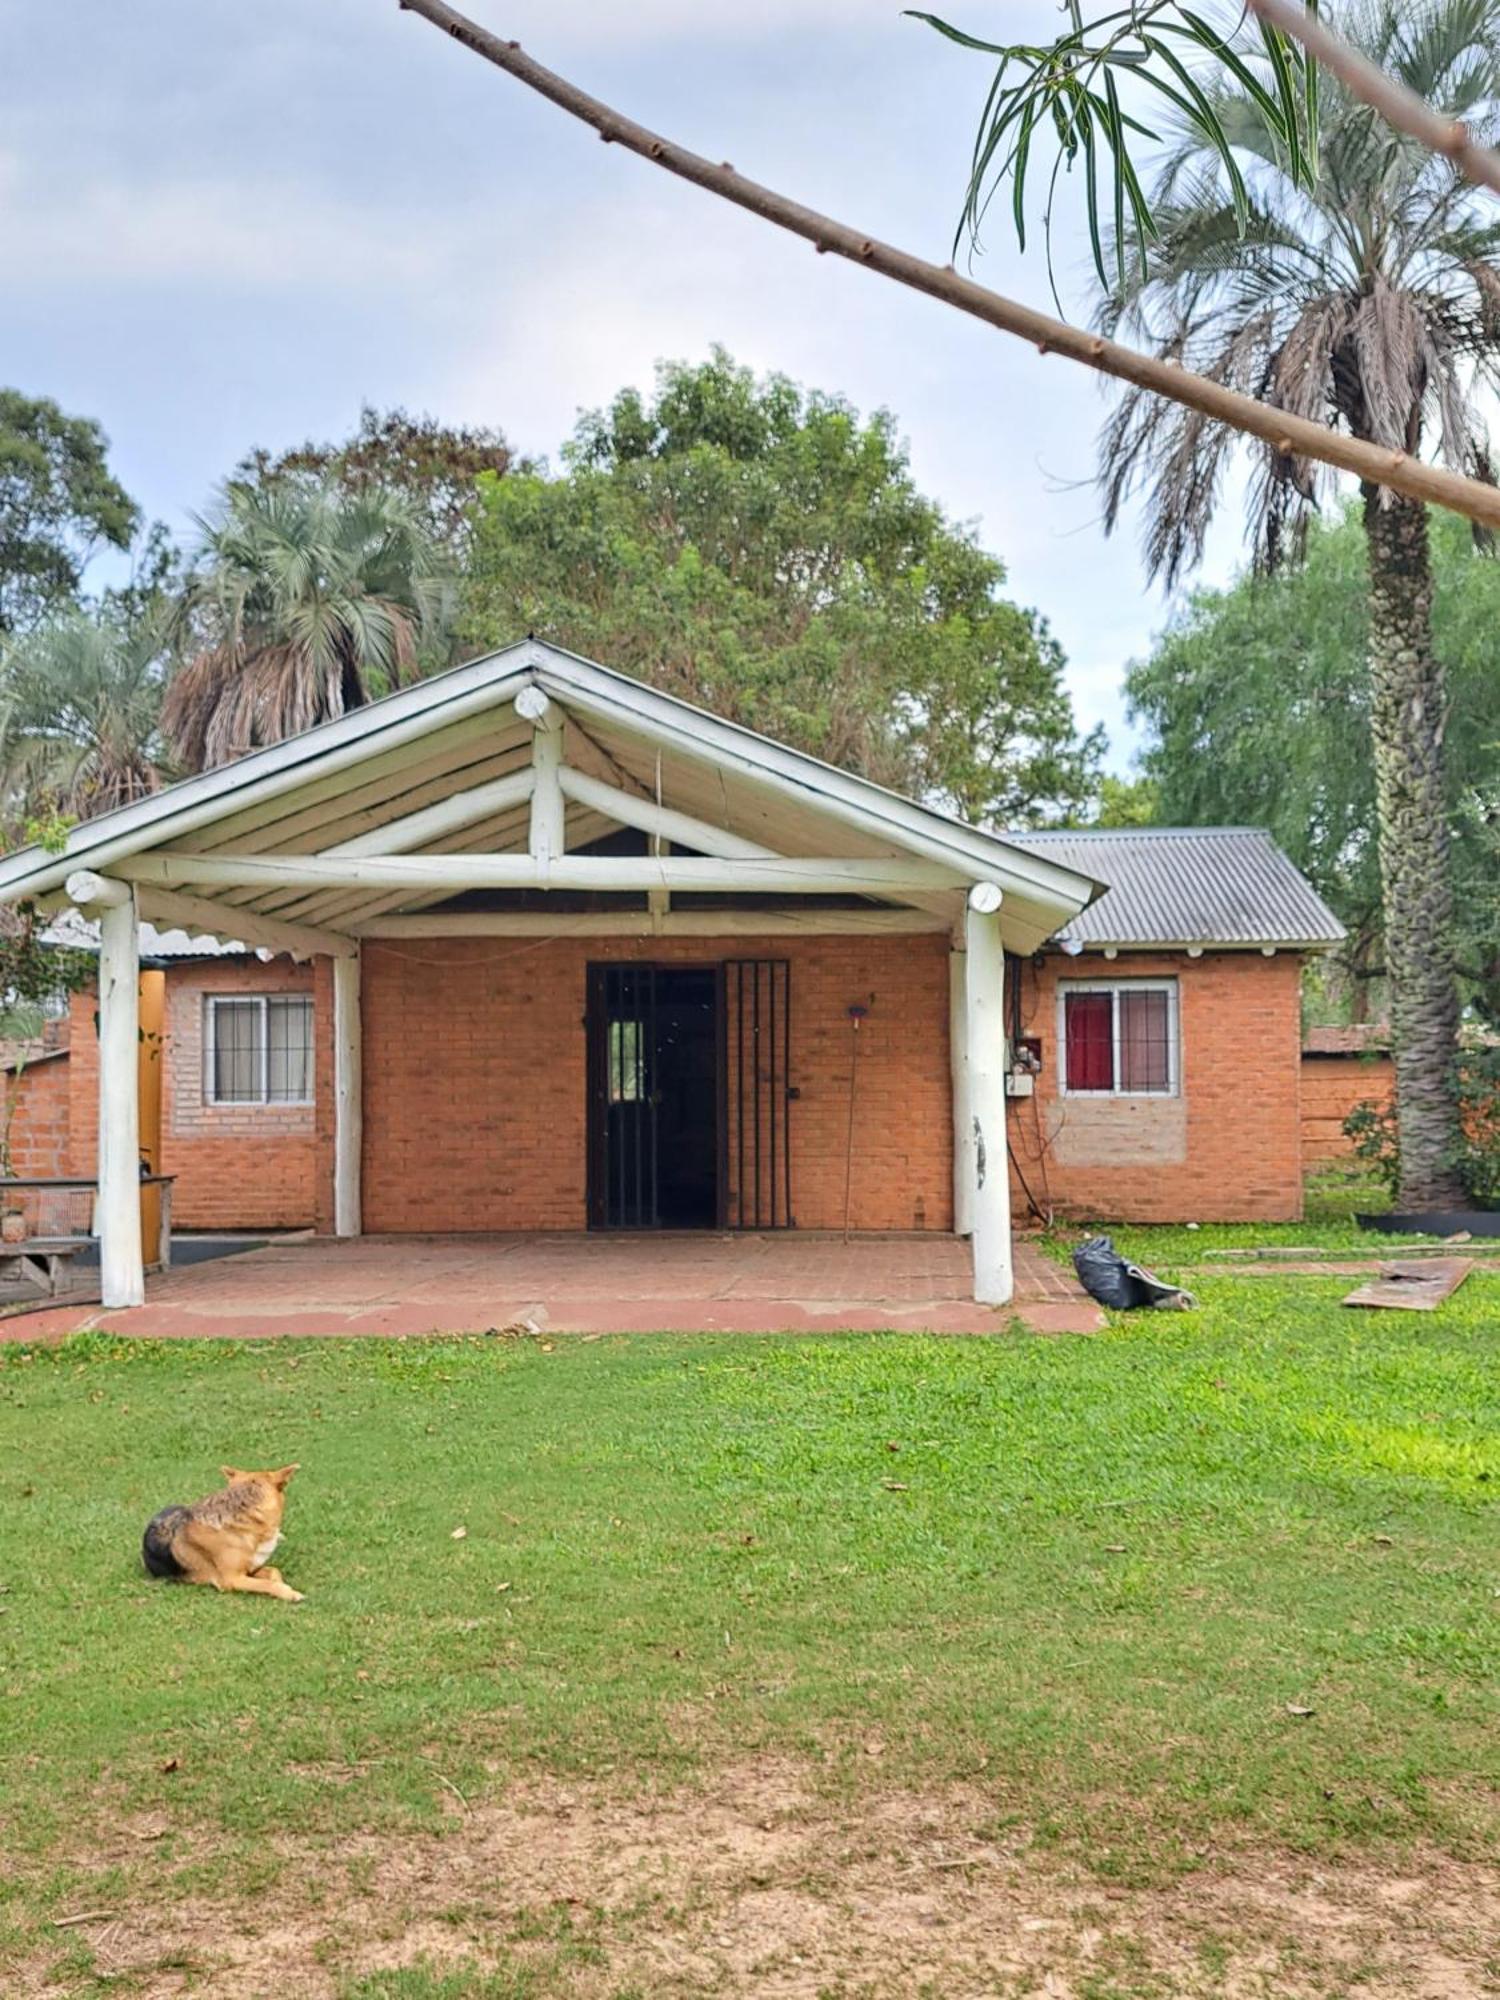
142 1465 303 1601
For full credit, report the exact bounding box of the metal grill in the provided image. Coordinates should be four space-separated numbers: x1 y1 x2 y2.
722 959 792 1229
587 963 659 1229
206 994 314 1105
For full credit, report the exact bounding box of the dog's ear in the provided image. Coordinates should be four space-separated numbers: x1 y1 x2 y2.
221 1464 246 1485
269 1463 300 1488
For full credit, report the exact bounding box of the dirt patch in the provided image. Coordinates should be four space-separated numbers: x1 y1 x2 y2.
17 1762 1500 1998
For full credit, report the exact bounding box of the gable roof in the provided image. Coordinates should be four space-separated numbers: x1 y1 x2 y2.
0 639 1102 957
1004 827 1345 950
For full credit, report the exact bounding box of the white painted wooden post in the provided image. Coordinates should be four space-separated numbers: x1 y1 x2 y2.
518 685 564 871
97 885 145 1308
949 936 974 1237
333 947 363 1238
965 886 1012 1306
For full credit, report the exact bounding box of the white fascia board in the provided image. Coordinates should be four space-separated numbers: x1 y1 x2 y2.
526 643 1100 924
0 641 545 906
0 633 1100 936
1047 934 1344 953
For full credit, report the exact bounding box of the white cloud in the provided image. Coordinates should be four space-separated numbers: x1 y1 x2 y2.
477 0 908 50
0 152 455 292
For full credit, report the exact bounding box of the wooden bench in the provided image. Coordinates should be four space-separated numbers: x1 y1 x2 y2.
0 1235 94 1296
0 1176 177 1297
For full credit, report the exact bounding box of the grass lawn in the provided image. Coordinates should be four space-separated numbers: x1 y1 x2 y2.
1035 1165 1478 1271
3 1280 1498 1996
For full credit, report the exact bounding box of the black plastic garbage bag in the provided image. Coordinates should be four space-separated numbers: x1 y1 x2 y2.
1072 1235 1195 1311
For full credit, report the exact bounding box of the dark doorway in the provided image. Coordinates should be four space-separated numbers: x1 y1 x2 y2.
587 964 721 1229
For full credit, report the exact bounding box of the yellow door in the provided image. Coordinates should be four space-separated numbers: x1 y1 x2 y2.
137 971 165 1263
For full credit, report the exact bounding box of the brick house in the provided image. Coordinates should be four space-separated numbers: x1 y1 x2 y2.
999 829 1345 1223
0 641 1342 1307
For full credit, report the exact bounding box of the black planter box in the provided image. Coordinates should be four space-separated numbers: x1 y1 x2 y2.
1356 1209 1500 1237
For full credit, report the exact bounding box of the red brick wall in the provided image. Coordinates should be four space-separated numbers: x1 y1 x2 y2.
1 1053 71 1178
1007 949 1306 1223
65 989 97 1179
357 933 954 1234
160 959 324 1229
64 963 325 1229
1301 1053 1395 1166
40 936 1314 1236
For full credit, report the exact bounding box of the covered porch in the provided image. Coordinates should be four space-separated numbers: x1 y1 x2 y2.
0 641 1100 1311
1 1229 1103 1340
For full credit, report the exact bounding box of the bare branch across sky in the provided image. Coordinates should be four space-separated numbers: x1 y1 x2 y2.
399 0 1500 535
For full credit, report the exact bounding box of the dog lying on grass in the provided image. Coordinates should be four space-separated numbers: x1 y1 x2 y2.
142 1464 303 1601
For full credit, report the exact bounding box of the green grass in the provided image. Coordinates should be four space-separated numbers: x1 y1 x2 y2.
4 1294 1498 1901
1037 1165 1465 1270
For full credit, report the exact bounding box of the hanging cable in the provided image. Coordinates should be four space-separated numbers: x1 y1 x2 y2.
842 1003 868 1241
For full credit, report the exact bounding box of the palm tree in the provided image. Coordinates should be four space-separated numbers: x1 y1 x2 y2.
163 481 452 771
0 610 167 822
1097 0 1500 1210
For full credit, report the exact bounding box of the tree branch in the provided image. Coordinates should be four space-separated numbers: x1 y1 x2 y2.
1247 0 1500 200
399 0 1500 532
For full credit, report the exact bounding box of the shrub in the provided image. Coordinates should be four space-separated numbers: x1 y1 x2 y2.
1344 1053 1500 1207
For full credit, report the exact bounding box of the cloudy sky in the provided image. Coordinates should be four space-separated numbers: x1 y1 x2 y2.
2 0 1256 769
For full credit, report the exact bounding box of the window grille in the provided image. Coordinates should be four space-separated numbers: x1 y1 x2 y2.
1058 981 1178 1096
205 994 314 1105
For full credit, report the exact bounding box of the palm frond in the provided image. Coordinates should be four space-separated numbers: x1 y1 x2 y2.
163 482 452 770
1092 0 1500 584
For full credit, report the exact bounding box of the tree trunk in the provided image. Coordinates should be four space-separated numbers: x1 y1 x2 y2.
1361 488 1466 1209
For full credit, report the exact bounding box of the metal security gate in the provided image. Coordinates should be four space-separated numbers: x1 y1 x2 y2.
722 958 793 1229
587 963 659 1229
588 959 794 1231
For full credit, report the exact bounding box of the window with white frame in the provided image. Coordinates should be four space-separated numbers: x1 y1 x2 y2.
1058 979 1178 1096
205 995 314 1105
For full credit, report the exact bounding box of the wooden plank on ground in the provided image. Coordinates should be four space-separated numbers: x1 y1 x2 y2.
1342 1259 1473 1311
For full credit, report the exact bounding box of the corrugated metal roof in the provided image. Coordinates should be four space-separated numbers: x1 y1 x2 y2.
1003 827 1345 948
42 909 255 960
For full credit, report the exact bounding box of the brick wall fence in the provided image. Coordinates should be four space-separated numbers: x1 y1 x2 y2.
1300 1052 1396 1167
1006 949 1306 1223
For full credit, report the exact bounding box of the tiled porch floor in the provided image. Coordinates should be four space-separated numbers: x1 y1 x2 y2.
4 1231 1103 1341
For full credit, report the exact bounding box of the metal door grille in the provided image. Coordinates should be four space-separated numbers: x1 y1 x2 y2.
588 964 659 1229
722 958 792 1229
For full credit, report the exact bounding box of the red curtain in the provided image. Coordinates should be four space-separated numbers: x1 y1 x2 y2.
1064 992 1114 1091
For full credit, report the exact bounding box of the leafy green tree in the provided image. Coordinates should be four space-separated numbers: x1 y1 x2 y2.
163 481 453 771
463 353 1102 825
1073 773 1162 828
1091 0 1500 1208
0 608 168 820
237 406 513 561
0 391 139 636
1127 504 1500 1017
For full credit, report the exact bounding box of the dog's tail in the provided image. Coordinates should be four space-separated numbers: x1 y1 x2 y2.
142 1504 191 1579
